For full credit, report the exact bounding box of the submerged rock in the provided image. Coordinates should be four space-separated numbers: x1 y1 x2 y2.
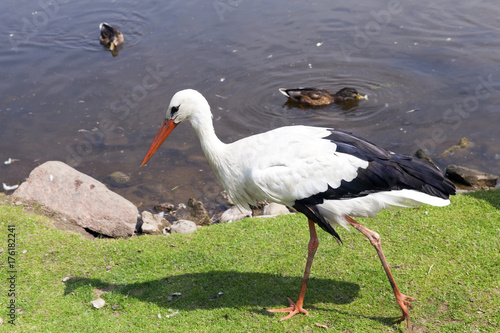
445 165 498 189
441 137 470 156
105 171 131 188
13 161 138 238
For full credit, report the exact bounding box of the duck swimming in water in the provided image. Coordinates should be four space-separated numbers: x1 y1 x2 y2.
279 87 367 106
99 23 124 51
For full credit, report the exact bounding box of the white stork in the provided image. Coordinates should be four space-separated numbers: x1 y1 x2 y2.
141 89 455 327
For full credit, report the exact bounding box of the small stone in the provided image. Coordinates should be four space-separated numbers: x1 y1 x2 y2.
0 317 3 325
219 206 252 223
169 220 197 234
415 149 439 169
90 298 106 309
62 276 70 282
22 249 27 254
261 203 290 216
112 304 119 310
174 198 211 226
154 202 175 212
187 198 211 225
141 211 170 235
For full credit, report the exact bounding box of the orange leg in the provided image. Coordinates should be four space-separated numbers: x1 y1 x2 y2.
268 219 319 321
345 216 414 328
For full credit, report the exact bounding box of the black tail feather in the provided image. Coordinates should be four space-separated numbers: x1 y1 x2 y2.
293 201 342 244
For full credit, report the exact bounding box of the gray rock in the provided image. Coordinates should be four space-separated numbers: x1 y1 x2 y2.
220 206 252 223
141 211 170 235
13 161 138 237
169 220 197 234
261 202 290 216
445 165 498 189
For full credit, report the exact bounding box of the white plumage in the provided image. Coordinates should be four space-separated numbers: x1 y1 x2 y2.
214 126 367 207
141 89 455 327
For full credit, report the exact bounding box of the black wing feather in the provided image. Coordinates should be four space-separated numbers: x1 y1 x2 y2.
294 129 456 242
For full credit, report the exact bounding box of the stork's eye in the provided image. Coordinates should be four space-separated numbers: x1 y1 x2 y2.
171 105 180 114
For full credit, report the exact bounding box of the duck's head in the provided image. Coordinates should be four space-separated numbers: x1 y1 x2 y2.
99 23 124 51
335 87 367 101
141 89 211 166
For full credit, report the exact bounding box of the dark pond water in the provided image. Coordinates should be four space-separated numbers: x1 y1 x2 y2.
1 0 500 215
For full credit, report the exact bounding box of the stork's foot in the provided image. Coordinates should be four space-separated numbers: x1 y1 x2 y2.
267 297 309 321
396 293 415 327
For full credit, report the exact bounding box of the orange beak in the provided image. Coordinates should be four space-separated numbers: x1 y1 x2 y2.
140 118 178 167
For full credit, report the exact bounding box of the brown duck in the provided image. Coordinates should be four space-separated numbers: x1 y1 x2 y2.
99 23 124 51
279 87 367 106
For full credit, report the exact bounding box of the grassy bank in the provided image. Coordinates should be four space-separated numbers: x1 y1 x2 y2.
0 191 499 332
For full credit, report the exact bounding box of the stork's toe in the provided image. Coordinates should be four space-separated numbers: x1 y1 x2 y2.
267 297 309 321
396 293 415 327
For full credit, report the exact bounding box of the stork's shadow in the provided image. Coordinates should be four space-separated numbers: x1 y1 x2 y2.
64 270 358 311
63 270 402 327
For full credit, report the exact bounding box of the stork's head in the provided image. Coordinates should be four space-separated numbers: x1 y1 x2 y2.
141 89 210 167
165 89 210 124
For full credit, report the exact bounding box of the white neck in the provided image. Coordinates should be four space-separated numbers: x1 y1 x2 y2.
189 110 228 181
178 89 248 207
